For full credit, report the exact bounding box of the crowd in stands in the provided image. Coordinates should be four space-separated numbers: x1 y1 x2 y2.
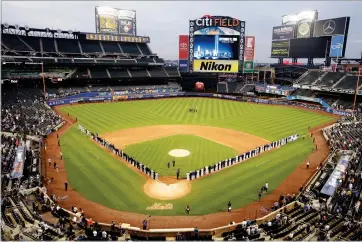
2 87 62 136
2 82 362 241
46 82 182 99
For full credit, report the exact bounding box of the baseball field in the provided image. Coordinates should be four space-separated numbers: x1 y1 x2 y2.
56 98 335 216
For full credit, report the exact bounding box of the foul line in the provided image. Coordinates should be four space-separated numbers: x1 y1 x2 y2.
256 160 269 167
88 150 99 160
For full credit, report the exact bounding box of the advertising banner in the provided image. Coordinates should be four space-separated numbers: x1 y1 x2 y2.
95 6 136 36
113 95 129 101
189 15 245 73
272 25 295 40
117 9 137 36
296 22 311 38
243 36 255 73
329 35 345 57
193 60 239 73
244 36 255 60
178 59 188 72
321 155 351 196
95 6 118 34
313 17 348 37
11 146 26 179
271 40 290 57
243 61 254 73
85 33 149 43
179 35 189 60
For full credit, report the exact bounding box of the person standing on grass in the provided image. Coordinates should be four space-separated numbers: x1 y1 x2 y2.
167 162 170 169
228 201 232 213
258 191 262 201
172 160 175 167
186 205 190 214
265 182 269 193
176 169 180 180
65 180 68 191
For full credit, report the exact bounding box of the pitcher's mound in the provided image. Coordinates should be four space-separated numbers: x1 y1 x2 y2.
143 179 191 200
168 149 190 158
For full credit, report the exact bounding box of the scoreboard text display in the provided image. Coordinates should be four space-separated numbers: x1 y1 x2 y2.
271 40 290 57
189 15 245 73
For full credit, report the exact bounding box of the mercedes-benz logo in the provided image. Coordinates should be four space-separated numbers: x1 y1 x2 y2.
323 20 336 35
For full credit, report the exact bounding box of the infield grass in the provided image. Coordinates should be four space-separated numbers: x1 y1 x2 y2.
61 128 315 215
59 98 336 215
123 134 238 177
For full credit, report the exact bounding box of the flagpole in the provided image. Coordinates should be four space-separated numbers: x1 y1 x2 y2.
353 66 361 111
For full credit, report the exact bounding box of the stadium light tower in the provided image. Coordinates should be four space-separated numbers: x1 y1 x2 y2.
282 10 318 25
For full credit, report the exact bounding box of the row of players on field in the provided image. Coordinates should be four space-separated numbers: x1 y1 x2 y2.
184 182 300 214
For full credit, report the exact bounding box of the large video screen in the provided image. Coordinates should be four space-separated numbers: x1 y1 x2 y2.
95 6 136 36
194 35 240 60
289 37 330 58
188 16 245 73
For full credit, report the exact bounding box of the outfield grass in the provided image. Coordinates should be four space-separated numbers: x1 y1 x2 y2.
59 98 335 215
124 134 238 177
60 98 335 140
61 127 315 215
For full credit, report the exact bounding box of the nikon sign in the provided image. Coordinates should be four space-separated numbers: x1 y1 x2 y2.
193 60 239 73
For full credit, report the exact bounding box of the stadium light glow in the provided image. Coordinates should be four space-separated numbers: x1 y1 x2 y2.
282 10 317 24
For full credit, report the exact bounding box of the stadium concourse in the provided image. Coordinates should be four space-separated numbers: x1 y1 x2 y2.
1 22 362 242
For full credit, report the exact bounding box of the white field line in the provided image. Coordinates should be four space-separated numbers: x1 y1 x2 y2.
255 160 269 167
88 150 99 160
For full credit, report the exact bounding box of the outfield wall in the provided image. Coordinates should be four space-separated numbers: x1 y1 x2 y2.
46 92 355 116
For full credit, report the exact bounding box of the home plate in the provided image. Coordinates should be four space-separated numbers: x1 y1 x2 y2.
168 149 190 158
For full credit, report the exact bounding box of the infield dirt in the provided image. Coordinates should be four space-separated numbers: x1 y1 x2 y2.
43 104 337 229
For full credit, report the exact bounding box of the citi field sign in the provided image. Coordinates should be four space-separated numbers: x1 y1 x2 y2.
195 15 240 27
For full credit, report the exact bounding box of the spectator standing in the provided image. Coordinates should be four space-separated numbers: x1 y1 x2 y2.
194 227 199 238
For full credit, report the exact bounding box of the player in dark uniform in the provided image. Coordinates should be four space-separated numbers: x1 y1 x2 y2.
228 201 232 212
